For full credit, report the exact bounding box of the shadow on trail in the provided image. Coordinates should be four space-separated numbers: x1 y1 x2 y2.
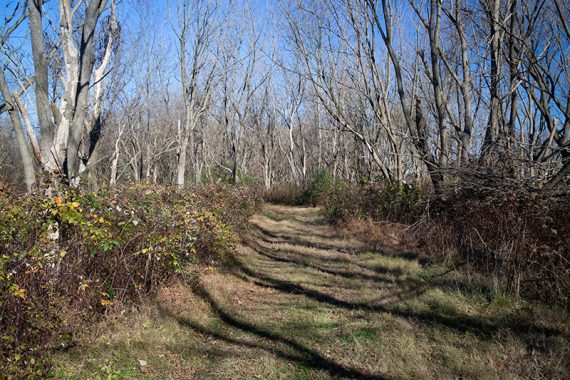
250 242 410 287
159 281 387 380
249 223 370 256
249 221 420 262
163 206 566 379
233 256 565 340
241 217 567 341
244 233 491 300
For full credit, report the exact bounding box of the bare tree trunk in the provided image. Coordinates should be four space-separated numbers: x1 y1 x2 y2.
482 0 502 158
287 125 299 185
0 70 36 191
176 119 188 188
109 124 124 187
173 0 218 188
66 0 109 183
28 0 54 166
449 0 475 164
13 95 42 163
506 0 519 165
367 0 436 183
317 103 323 170
428 0 449 182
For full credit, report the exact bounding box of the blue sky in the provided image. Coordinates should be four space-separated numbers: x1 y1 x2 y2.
2 0 567 135
0 0 275 93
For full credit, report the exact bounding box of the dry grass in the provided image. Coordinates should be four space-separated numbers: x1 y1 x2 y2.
53 204 570 379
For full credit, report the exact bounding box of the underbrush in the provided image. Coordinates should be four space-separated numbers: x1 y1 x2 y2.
264 184 311 206
418 179 570 305
267 172 570 307
0 183 261 378
266 171 426 223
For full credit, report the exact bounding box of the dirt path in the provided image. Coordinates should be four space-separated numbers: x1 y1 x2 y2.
56 204 569 379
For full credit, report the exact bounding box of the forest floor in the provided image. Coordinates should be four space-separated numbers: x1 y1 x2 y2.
54 204 569 379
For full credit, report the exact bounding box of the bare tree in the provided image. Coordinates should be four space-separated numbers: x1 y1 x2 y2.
0 0 117 190
171 0 219 188
219 5 266 184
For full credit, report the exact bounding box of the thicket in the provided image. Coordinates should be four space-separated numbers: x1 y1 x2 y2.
268 171 569 306
418 177 570 305
0 183 261 377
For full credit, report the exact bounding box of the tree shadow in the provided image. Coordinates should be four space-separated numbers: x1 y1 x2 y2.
292 216 328 226
158 282 388 380
244 216 570 341
247 242 500 309
246 230 448 291
249 243 413 287
247 222 501 301
249 223 376 256
249 222 421 263
232 256 566 340
180 206 567 378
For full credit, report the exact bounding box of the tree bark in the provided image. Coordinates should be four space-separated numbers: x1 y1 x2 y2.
0 70 36 191
66 0 108 183
28 0 54 166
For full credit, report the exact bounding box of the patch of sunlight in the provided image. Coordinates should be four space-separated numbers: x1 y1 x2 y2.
361 252 421 274
260 210 287 222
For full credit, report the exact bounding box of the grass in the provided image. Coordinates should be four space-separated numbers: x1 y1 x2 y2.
53 204 570 379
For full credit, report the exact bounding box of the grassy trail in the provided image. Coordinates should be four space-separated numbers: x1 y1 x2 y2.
56 204 569 379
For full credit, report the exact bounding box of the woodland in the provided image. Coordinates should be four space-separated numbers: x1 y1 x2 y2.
0 0 569 378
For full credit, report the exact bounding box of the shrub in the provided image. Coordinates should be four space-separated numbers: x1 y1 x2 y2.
265 184 311 206
357 182 425 223
415 181 570 304
267 172 569 306
301 172 425 224
286 171 569 305
306 170 334 206
0 184 261 377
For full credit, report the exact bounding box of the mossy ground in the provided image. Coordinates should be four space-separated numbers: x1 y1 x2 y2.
54 204 569 379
